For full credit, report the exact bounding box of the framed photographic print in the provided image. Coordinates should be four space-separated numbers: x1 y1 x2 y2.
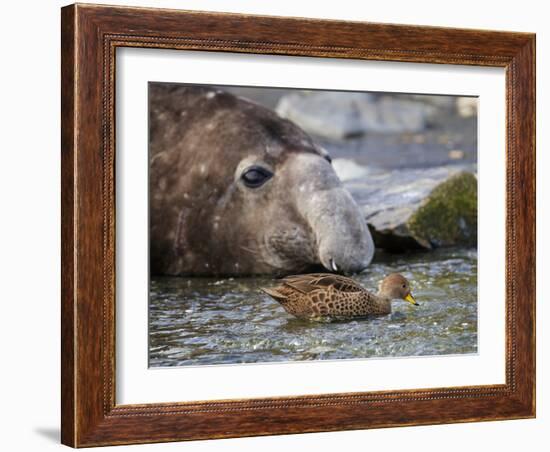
61 3 536 447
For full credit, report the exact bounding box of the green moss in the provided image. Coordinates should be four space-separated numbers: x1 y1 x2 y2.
407 172 477 247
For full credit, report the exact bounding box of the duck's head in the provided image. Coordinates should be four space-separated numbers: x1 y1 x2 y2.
378 273 419 306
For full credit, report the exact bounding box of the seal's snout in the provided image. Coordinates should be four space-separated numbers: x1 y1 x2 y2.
320 247 373 274
291 154 375 275
315 194 375 274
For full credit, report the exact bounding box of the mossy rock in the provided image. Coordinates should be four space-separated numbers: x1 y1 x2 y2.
407 172 477 247
342 165 477 251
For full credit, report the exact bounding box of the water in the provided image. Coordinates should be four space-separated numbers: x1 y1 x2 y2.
149 248 477 367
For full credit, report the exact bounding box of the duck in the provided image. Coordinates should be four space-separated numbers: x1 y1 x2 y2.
261 273 418 320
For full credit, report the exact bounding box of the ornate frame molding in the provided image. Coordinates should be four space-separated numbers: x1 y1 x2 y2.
61 4 535 447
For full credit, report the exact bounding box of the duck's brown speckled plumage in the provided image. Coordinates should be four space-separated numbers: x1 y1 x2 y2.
262 273 415 320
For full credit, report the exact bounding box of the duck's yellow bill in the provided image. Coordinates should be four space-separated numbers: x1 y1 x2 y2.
405 293 419 306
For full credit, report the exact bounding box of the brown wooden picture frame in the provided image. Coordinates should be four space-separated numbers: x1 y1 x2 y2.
61 3 535 447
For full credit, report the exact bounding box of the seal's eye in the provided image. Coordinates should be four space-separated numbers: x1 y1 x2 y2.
241 166 273 188
324 155 332 164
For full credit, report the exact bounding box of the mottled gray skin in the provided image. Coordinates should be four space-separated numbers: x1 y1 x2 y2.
149 84 374 276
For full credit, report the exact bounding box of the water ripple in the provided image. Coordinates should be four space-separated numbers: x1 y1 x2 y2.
149 248 477 367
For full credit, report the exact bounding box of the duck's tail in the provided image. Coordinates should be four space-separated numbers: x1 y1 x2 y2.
260 286 288 304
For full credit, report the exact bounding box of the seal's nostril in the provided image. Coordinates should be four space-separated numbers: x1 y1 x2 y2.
330 259 339 272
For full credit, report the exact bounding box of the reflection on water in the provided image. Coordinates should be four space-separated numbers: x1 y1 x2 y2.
149 248 477 367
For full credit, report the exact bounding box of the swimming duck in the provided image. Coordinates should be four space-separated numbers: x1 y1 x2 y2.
261 273 418 320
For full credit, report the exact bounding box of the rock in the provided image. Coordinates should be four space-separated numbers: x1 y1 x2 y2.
276 91 372 140
276 91 434 140
341 165 477 250
408 94 457 110
448 149 466 160
218 86 286 109
407 171 477 247
456 97 478 118
332 158 369 181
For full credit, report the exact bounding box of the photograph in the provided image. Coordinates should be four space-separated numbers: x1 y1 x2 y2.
148 83 479 367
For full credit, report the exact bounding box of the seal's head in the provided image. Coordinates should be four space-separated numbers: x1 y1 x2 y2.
149 85 375 276
232 147 374 275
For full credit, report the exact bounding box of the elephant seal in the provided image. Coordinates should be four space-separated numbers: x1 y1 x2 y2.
149 84 374 276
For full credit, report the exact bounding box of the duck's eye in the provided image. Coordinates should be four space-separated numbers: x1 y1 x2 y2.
402 284 407 289
241 166 273 188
